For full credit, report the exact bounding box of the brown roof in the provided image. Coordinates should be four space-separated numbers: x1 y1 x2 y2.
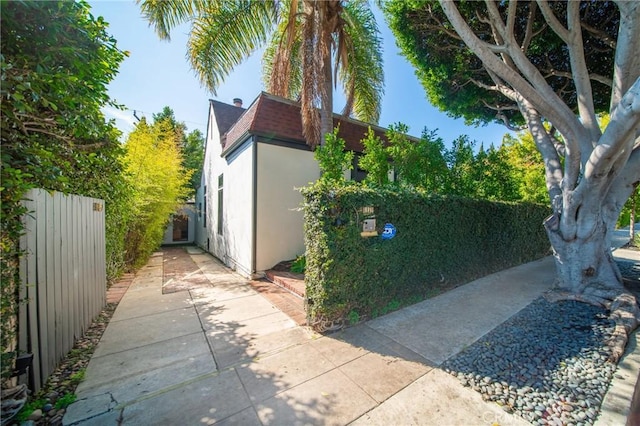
217 92 392 155
210 99 245 136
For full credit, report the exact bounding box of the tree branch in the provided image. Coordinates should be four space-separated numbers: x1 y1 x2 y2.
518 98 564 215
566 0 600 144
581 22 616 50
439 0 586 162
536 0 570 43
542 69 612 88
611 1 640 113
495 112 526 132
538 0 599 146
520 1 538 53
602 143 640 226
585 77 640 182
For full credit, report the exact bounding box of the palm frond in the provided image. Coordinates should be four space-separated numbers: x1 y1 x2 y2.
266 0 303 98
339 0 384 123
187 1 278 94
137 0 207 40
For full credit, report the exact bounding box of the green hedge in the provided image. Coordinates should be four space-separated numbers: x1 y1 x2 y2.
302 183 551 329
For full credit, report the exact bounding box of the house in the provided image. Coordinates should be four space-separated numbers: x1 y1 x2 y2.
162 202 196 245
194 92 391 278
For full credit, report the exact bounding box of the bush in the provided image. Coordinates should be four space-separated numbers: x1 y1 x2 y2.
315 126 353 185
301 183 550 328
291 255 306 274
0 0 127 383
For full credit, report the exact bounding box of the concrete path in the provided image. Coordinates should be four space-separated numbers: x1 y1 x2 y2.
63 247 639 425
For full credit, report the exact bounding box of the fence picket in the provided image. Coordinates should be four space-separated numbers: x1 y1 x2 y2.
18 189 106 392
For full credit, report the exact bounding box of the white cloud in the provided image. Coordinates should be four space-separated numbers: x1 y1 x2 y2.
102 106 137 136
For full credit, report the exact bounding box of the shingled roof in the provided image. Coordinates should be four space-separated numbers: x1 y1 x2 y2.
210 99 245 136
217 92 391 156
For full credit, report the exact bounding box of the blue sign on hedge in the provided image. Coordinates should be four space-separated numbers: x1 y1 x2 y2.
381 223 396 240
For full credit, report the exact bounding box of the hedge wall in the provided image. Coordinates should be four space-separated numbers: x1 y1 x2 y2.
301 183 551 329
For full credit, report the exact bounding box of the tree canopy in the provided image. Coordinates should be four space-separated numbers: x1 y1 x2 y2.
138 0 384 146
383 0 640 361
152 106 205 195
384 0 619 129
122 118 192 268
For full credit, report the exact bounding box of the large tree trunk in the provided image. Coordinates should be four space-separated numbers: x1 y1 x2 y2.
547 218 623 295
318 1 337 147
631 191 637 245
319 52 333 146
544 210 640 361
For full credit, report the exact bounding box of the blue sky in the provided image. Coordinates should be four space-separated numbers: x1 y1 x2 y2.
89 0 511 147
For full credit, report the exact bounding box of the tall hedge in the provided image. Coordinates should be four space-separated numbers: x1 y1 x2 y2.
302 183 551 328
0 1 127 384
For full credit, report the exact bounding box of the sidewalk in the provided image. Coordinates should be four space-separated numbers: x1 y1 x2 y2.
63 246 639 425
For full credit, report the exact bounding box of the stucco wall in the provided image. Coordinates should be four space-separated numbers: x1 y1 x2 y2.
162 204 196 245
221 139 254 275
194 185 205 248
255 143 320 272
197 105 221 253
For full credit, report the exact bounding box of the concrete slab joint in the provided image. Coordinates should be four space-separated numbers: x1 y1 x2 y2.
62 245 639 425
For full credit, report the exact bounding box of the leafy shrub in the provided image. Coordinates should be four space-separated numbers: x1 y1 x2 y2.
302 183 550 328
315 126 354 185
291 255 306 274
0 0 127 382
122 119 192 269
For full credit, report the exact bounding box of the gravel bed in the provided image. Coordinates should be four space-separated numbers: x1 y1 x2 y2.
443 296 618 426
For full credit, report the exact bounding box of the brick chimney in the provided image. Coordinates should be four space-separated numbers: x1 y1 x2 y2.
233 98 243 107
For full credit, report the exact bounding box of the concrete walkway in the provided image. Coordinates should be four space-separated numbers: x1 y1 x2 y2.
63 247 639 425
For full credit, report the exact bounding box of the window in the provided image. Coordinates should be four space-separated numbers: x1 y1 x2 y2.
203 186 207 227
351 154 367 182
217 174 223 235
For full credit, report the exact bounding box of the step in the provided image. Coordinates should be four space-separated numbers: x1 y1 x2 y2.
264 270 306 298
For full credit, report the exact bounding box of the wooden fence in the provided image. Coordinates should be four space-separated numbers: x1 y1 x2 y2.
18 189 106 391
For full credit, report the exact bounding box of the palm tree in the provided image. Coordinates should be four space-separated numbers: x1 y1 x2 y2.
137 0 384 147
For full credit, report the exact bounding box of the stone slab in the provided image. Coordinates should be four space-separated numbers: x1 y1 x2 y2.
110 289 194 322
367 256 555 365
338 351 431 403
212 326 314 370
596 330 640 425
185 246 204 254
93 307 202 357
216 406 262 426
255 368 377 425
309 333 372 368
196 294 282 329
204 310 297 344
111 353 217 407
63 393 118 426
351 368 531 426
189 283 257 304
119 370 251 425
235 343 334 403
76 332 214 399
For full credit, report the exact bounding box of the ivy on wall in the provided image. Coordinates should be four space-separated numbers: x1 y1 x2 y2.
302 182 551 329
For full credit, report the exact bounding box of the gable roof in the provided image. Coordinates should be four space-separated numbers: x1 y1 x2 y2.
210 99 245 136
216 92 393 156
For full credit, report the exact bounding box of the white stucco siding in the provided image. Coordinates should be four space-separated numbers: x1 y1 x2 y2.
255 143 320 272
162 204 196 245
221 140 254 275
194 185 206 248
197 105 223 253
